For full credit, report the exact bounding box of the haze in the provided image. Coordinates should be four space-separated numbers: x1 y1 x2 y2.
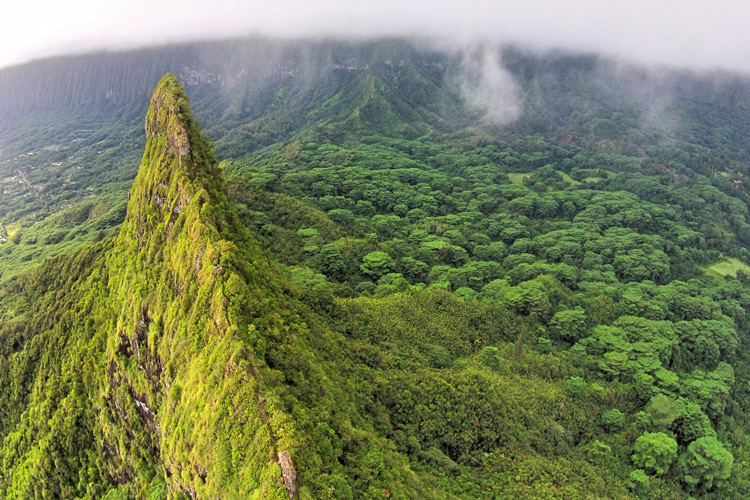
2 0 749 74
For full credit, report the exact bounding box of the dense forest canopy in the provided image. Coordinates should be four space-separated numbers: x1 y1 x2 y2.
2 39 750 499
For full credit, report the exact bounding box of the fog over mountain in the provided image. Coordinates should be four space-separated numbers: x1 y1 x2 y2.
2 0 750 73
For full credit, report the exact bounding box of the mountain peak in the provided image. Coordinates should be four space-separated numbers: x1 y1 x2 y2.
144 73 214 177
123 74 224 251
146 75 190 153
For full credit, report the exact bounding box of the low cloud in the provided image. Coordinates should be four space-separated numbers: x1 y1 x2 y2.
454 45 522 126
1 0 750 75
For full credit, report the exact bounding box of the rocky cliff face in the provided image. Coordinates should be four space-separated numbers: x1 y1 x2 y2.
0 39 448 119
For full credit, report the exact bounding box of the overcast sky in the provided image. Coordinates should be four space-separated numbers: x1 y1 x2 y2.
2 0 749 73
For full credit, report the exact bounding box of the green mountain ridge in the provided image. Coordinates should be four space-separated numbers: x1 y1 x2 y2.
5 40 750 499
1 74 515 500
1 42 748 276
1 75 296 499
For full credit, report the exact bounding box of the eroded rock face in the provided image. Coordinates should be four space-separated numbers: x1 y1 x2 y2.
277 451 298 499
144 75 194 167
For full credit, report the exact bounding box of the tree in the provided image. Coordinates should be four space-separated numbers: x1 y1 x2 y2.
455 287 478 301
585 294 617 326
674 401 715 444
320 244 347 280
679 436 733 492
360 251 394 279
587 440 611 464
549 307 587 342
565 376 587 396
502 280 553 319
328 208 355 227
601 409 624 431
632 432 677 476
479 346 501 370
474 240 506 262
626 469 650 496
645 394 681 431
598 351 631 380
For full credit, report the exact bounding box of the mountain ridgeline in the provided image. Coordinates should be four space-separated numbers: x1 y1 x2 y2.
3 39 750 499
0 75 296 499
2 39 750 283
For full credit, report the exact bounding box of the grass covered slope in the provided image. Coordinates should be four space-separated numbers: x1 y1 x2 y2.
0 75 296 499
0 74 523 500
4 67 750 500
104 75 296 499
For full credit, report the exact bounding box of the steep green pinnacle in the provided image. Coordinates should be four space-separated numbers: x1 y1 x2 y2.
124 74 224 252
107 75 294 499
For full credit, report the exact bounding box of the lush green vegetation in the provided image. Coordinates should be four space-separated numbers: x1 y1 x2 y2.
3 39 750 499
705 257 750 278
0 115 140 282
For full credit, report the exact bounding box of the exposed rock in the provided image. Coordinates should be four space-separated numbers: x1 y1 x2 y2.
278 450 298 499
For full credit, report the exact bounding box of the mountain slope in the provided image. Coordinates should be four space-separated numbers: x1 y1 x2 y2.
0 74 296 499
0 74 495 500
0 40 464 282
4 41 750 499
2 40 750 285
